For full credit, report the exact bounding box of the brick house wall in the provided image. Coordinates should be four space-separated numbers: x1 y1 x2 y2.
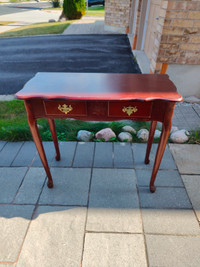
105 0 132 32
105 0 200 72
153 0 200 73
105 0 200 97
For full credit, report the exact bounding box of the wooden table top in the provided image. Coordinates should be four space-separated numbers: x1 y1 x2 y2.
16 72 183 102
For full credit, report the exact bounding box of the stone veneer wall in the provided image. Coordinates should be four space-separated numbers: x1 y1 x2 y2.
152 0 200 73
105 0 132 32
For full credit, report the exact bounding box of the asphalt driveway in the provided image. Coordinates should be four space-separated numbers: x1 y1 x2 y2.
0 34 141 94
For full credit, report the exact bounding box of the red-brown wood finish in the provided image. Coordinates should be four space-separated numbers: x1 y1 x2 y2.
48 119 60 161
16 72 182 102
149 102 175 192
145 120 157 164
17 73 183 193
24 100 53 188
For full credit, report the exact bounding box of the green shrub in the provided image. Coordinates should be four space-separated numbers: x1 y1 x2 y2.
52 0 60 8
63 0 86 20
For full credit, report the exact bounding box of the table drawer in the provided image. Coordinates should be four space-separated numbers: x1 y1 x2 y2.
108 101 152 118
43 100 87 116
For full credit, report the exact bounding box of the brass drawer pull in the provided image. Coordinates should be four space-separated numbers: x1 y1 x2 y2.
58 104 73 114
122 106 138 116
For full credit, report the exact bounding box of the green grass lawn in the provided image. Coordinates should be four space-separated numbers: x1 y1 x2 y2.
0 21 17 26
0 100 197 143
86 6 104 16
0 100 151 142
43 6 105 16
0 21 71 38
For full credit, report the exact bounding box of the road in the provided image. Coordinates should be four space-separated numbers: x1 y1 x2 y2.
0 2 52 16
0 34 141 95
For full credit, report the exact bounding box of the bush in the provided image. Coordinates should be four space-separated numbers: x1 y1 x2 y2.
63 0 86 20
52 0 60 8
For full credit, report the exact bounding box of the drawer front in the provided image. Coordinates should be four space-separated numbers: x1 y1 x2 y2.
43 100 87 116
108 101 152 118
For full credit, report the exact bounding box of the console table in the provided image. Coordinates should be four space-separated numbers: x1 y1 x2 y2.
16 72 182 193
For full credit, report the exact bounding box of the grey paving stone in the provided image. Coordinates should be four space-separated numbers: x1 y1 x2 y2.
73 142 94 167
0 141 6 151
139 187 192 209
133 143 177 170
39 168 91 205
51 141 76 167
169 144 200 174
142 209 200 235
31 141 55 167
11 142 37 167
146 235 200 267
17 206 86 267
114 142 134 168
136 169 183 187
87 208 142 233
0 142 23 167
0 205 34 262
193 104 200 117
93 142 113 168
87 169 141 233
182 175 200 222
0 167 27 203
14 168 46 204
89 169 139 209
82 233 147 267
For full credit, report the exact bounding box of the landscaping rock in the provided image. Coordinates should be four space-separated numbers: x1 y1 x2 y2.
137 129 149 142
77 130 93 142
122 125 136 134
184 96 200 104
118 132 133 142
171 126 179 134
154 129 161 139
170 129 190 144
95 128 116 141
49 19 56 23
37 124 43 129
157 122 162 130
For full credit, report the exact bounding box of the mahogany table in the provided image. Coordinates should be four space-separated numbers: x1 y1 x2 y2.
16 72 182 193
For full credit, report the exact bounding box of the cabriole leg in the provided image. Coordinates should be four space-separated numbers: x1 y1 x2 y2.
145 121 157 164
48 118 60 161
149 103 175 193
24 101 53 188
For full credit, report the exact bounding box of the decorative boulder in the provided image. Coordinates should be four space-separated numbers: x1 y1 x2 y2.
37 124 43 129
49 19 56 23
157 122 162 130
77 130 93 142
137 129 149 142
154 129 161 139
122 125 136 134
170 126 179 134
184 96 200 104
118 132 133 142
95 128 116 141
170 129 189 143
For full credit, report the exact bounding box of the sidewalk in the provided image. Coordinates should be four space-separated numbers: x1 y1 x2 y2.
63 16 116 34
0 9 61 33
0 140 200 266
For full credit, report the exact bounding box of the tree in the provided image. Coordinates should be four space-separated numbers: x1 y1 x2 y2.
63 0 86 20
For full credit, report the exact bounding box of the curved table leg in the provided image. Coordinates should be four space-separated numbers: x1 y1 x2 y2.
145 121 157 164
24 101 53 188
149 103 175 193
48 119 60 161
